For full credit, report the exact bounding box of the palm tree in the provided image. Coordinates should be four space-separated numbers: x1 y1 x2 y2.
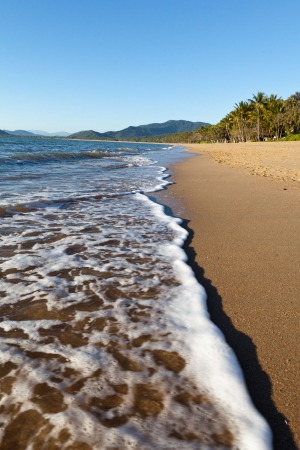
283 92 300 134
249 92 268 141
266 94 285 139
219 114 234 142
232 101 250 141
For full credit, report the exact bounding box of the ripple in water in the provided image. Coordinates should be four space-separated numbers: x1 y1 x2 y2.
0 138 272 449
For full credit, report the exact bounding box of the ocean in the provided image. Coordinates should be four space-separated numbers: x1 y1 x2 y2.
0 137 271 449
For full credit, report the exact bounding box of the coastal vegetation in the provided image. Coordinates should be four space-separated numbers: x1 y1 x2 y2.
1 93 299 144
154 92 300 144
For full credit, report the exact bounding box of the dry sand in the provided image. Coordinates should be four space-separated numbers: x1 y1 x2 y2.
156 142 300 450
199 141 300 184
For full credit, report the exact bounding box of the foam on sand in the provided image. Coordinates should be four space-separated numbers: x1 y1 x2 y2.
137 193 272 450
0 138 272 449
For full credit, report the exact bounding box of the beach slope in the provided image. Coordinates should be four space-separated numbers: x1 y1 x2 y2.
161 142 300 450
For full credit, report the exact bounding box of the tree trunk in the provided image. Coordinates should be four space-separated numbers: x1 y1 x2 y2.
257 108 260 141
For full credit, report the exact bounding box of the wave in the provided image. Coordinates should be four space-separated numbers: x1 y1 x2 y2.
0 149 139 164
0 166 170 218
0 194 106 217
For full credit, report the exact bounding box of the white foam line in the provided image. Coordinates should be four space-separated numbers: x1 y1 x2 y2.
135 192 272 450
142 166 172 194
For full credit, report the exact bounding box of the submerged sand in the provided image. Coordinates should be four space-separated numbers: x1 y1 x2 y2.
0 188 243 449
158 141 300 450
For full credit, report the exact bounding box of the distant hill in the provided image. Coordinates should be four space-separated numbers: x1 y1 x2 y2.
68 120 209 141
29 130 70 137
3 129 70 137
102 120 210 139
0 129 12 137
68 130 103 140
5 130 35 136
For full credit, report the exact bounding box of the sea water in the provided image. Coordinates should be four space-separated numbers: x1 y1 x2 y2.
0 137 272 449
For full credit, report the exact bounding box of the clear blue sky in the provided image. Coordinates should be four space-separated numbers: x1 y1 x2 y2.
1 0 299 133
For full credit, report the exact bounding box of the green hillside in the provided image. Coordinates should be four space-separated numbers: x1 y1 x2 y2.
68 130 103 140
68 120 209 141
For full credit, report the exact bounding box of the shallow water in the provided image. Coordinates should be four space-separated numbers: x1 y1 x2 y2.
0 137 271 449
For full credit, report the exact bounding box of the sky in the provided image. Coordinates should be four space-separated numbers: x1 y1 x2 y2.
1 0 299 133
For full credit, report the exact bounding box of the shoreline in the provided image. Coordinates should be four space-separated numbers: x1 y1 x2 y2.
155 142 300 450
0 139 273 449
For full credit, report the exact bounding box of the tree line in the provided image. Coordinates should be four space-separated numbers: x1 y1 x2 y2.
149 92 300 144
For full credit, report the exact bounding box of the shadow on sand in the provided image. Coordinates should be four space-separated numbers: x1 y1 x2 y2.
180 217 297 450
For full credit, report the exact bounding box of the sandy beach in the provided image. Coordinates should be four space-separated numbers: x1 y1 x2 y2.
156 142 300 450
3 138 274 449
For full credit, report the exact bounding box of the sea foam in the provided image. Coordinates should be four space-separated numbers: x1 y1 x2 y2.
136 193 272 450
0 138 272 449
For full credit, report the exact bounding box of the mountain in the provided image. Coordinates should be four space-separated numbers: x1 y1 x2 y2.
68 120 209 141
3 130 70 137
68 130 103 140
29 130 70 137
0 130 12 137
5 130 35 136
102 120 209 139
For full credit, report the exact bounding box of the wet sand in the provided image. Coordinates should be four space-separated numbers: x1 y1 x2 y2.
157 142 300 450
0 193 239 449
